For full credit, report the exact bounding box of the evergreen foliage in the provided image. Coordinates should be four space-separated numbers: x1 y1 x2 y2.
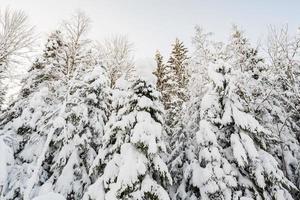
85 78 172 200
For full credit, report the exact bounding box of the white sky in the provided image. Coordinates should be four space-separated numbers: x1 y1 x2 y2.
2 0 300 60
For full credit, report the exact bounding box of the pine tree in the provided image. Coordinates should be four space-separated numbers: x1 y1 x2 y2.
179 58 296 200
153 50 179 128
153 51 183 198
152 39 190 200
153 50 178 116
166 39 189 103
163 39 190 131
153 39 189 131
153 50 165 93
84 78 172 200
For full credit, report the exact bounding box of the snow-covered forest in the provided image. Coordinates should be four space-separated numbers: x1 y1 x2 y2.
0 6 300 200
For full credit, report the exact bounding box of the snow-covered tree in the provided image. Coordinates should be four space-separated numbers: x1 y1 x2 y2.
185 26 226 138
22 13 111 200
153 50 165 93
226 26 266 115
43 62 110 200
152 39 189 200
159 39 190 136
153 49 180 128
85 78 172 200
0 30 68 200
167 115 195 200
179 58 296 200
261 25 300 194
168 27 226 200
228 25 264 73
167 38 189 102
0 12 112 200
153 57 184 199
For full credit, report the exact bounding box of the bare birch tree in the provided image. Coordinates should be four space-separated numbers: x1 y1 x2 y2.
98 35 134 87
0 7 35 108
61 11 91 78
264 25 300 191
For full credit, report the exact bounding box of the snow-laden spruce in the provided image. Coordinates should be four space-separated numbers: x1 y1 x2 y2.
227 26 300 198
154 39 189 130
0 31 68 200
0 26 111 199
179 59 297 200
41 62 110 200
84 78 172 200
153 40 191 200
168 27 229 200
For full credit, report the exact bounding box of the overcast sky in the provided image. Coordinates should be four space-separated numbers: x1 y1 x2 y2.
2 0 300 60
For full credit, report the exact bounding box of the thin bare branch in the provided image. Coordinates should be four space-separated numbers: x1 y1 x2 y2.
0 7 35 70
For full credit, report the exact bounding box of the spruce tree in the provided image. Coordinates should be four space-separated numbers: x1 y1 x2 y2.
153 39 189 131
169 28 225 200
0 12 111 200
183 26 226 148
227 26 265 113
156 39 189 143
84 78 172 200
44 62 110 200
20 13 109 200
163 39 190 200
179 59 296 200
153 49 180 118
229 26 300 198
0 30 68 200
153 50 165 93
167 38 189 102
